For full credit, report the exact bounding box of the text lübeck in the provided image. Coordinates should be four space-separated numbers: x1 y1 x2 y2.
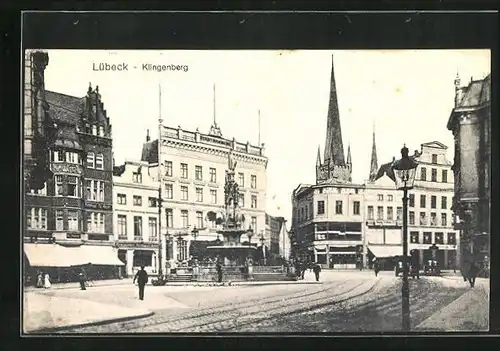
93 62 129 71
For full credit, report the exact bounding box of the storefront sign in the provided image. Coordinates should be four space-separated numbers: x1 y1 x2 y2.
85 202 112 211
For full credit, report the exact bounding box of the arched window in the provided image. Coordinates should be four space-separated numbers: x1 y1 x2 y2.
95 153 104 170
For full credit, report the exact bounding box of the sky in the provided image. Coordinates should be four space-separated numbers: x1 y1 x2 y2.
42 49 490 224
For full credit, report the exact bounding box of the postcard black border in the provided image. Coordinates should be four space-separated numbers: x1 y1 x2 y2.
2 4 499 350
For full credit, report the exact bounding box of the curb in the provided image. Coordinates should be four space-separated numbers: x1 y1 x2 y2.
157 281 322 287
26 311 155 334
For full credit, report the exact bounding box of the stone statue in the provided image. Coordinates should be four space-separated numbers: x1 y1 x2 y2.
228 151 237 172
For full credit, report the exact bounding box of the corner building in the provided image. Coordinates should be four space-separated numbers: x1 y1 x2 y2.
141 121 268 263
447 73 490 271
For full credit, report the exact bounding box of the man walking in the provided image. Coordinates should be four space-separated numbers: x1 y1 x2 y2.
79 268 87 290
133 266 149 300
313 263 322 282
216 261 223 283
373 259 380 277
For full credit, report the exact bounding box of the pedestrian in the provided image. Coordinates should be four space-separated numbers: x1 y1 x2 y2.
43 273 51 289
373 259 380 277
313 263 322 282
36 271 43 288
468 260 479 288
216 261 223 283
133 266 149 300
79 269 87 290
301 262 306 280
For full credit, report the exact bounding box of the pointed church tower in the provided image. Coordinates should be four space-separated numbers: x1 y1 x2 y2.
323 55 346 167
369 123 378 181
316 145 322 180
346 143 352 172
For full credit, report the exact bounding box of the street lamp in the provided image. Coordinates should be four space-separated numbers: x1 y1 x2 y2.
259 232 266 265
191 226 199 259
391 144 418 332
247 225 254 246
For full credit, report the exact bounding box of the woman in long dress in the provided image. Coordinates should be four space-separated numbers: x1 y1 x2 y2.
36 272 44 288
43 273 51 289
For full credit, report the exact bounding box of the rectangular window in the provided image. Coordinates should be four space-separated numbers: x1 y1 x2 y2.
317 201 325 215
95 153 104 170
181 163 188 179
165 183 173 199
420 167 427 181
165 161 173 177
377 206 383 220
420 195 426 208
210 189 217 204
431 196 437 209
353 201 360 215
441 213 447 227
447 232 456 245
431 168 437 182
305 206 309 219
30 182 47 195
117 193 126 205
67 176 78 197
335 201 343 215
148 197 157 207
251 175 257 189
133 216 142 239
196 211 203 228
98 181 104 201
133 195 142 206
55 210 64 231
435 232 444 245
87 152 95 168
209 167 217 182
66 152 78 164
387 194 393 202
195 165 203 181
251 195 257 209
148 217 157 241
430 212 437 226
377 194 383 201
409 194 415 207
423 232 432 244
166 209 173 228
409 211 415 225
55 175 64 196
53 150 65 162
410 231 419 244
367 206 374 220
239 193 245 207
196 187 203 202
432 154 438 164
181 186 188 201
442 170 448 183
181 210 189 228
251 216 257 232
397 207 403 221
441 196 447 210
420 212 427 225
132 172 142 183
387 207 393 220
86 180 104 202
68 210 79 231
87 212 104 233
177 239 188 261
238 173 245 187
117 215 127 239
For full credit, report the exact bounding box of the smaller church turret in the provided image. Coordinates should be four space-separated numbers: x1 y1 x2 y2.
454 71 464 107
369 123 378 182
346 143 352 172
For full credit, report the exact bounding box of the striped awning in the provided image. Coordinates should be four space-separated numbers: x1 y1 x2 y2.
368 245 403 258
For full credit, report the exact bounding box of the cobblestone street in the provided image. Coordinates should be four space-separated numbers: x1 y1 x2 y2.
27 270 488 334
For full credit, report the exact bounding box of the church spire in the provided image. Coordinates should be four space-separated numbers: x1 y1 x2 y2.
323 55 346 167
316 145 322 166
208 83 222 137
369 121 378 181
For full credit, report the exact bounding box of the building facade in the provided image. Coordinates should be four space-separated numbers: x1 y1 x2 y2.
113 161 162 276
141 120 268 264
290 56 364 269
447 73 491 271
24 80 120 279
364 141 459 269
264 213 289 262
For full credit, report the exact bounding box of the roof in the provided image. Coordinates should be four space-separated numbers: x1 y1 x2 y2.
374 161 396 182
141 139 159 164
45 90 85 122
113 164 126 176
458 74 491 108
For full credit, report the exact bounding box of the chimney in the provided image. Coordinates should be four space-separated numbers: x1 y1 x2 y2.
146 129 150 142
392 156 395 162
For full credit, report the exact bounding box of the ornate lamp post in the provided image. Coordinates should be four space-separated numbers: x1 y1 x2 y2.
247 225 254 246
191 226 199 259
391 144 418 332
259 232 266 265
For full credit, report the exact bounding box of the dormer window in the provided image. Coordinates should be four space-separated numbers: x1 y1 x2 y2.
99 126 104 137
87 152 95 168
92 125 97 135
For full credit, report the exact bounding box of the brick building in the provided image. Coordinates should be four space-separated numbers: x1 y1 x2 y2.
23 73 123 281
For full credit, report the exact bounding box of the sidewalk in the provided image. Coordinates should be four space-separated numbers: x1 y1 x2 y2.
23 291 153 333
24 278 133 292
415 279 489 331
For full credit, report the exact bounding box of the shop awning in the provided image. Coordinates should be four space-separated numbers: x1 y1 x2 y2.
24 243 125 267
24 243 74 267
68 246 125 266
368 245 403 258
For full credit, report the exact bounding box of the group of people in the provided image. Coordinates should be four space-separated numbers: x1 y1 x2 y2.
35 272 51 289
293 260 322 282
